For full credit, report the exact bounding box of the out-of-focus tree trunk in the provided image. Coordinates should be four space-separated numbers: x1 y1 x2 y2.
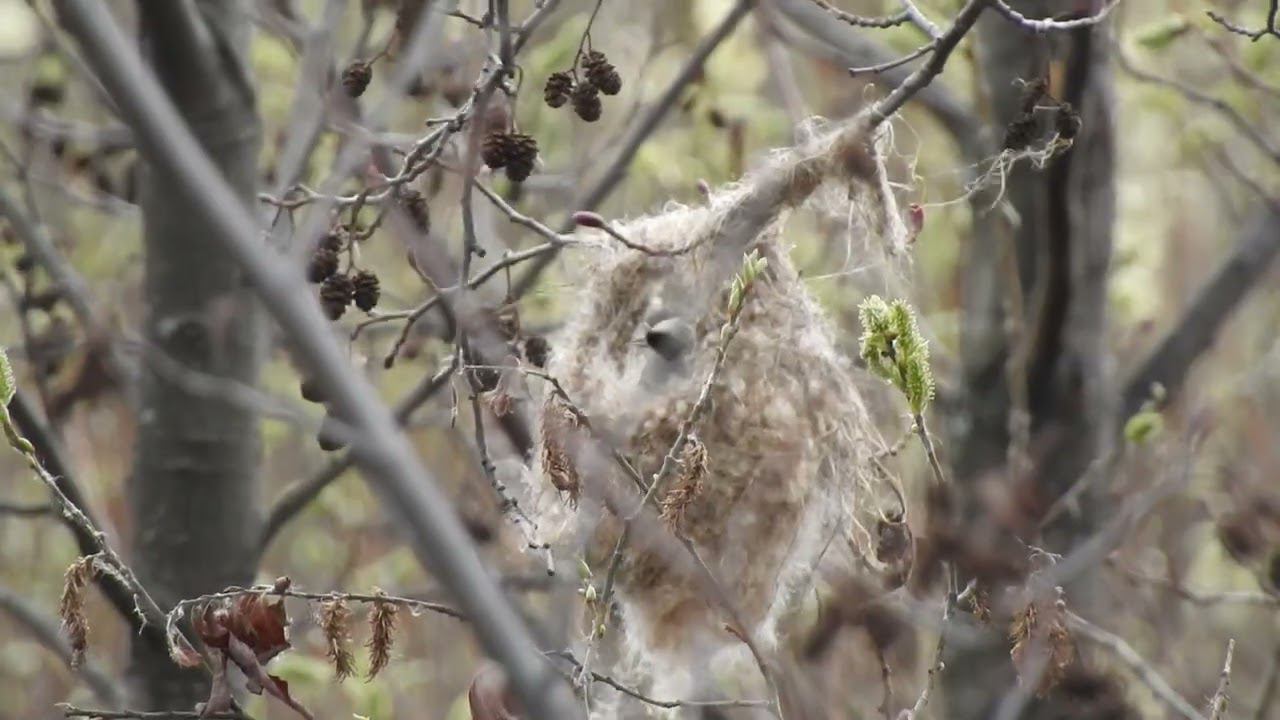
129 0 264 708
944 1 1116 716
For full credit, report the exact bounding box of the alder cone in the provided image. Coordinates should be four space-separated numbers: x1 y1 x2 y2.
543 71 573 108
351 270 381 312
581 50 621 96
481 132 513 169
504 133 538 182
571 83 602 122
319 274 354 320
341 61 372 98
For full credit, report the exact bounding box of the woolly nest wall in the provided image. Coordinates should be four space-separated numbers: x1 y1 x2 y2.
519 114 913 706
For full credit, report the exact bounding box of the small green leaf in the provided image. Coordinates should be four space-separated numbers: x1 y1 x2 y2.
1124 410 1164 445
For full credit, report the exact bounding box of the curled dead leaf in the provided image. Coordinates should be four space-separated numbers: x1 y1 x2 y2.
468 661 524 720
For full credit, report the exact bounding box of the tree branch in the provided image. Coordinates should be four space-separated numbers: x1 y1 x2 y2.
50 2 578 715
257 357 458 554
0 584 124 707
7 391 173 648
1121 207 1280 418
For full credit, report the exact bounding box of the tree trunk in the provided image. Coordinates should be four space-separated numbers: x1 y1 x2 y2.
129 1 264 709
944 2 1116 717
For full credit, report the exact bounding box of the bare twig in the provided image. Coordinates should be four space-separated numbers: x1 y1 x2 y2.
0 585 123 707
1208 639 1235 720
866 0 987 127
1109 561 1280 608
912 412 948 487
903 588 955 718
1121 208 1280 419
259 357 457 552
166 584 464 639
806 0 911 29
987 0 1120 33
2 390 195 664
1065 611 1207 720
850 41 936 77
1115 41 1280 165
60 706 240 720
1206 0 1280 42
548 650 770 710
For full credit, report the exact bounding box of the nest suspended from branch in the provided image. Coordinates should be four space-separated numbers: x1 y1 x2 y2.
525 113 911 698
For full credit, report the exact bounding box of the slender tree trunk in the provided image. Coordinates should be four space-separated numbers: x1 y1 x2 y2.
128 1 264 708
944 1 1116 716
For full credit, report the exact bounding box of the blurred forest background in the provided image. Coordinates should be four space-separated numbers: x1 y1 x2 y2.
0 0 1278 718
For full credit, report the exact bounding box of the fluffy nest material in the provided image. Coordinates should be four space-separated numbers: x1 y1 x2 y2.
525 114 909 691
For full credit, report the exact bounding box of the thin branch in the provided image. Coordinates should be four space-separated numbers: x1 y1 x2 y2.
51 1 578 715
0 187 131 386
905 588 955 718
1121 208 1280 418
548 650 770 710
899 0 942 39
1208 639 1235 720
0 499 56 516
1206 0 1280 42
166 585 464 633
0 585 123 707
866 0 987 127
1109 561 1280 608
259 357 458 553
7 390 173 649
2 389 200 667
1114 41 1280 165
805 0 911 29
987 0 1120 33
61 707 239 720
849 41 936 77
1065 611 1207 720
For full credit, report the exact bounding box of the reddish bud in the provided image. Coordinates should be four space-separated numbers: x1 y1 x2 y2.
572 211 606 229
908 203 925 240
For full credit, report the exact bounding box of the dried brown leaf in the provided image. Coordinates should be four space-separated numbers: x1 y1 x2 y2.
365 589 397 680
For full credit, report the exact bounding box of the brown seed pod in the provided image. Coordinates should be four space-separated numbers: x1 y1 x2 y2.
317 413 347 451
581 50 621 96
319 274 354 320
307 247 340 283
319 231 345 253
352 270 381 312
341 61 373 98
400 188 430 233
571 82 602 122
504 133 538 183
544 71 574 108
299 377 326 404
1056 102 1082 140
481 132 514 170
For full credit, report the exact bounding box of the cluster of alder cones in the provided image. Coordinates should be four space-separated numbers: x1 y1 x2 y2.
306 231 381 320
481 131 540 182
543 49 622 122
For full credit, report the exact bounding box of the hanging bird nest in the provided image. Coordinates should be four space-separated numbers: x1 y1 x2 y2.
524 113 911 705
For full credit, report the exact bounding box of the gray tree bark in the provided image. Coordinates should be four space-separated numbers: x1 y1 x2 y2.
944 2 1116 717
128 0 264 709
